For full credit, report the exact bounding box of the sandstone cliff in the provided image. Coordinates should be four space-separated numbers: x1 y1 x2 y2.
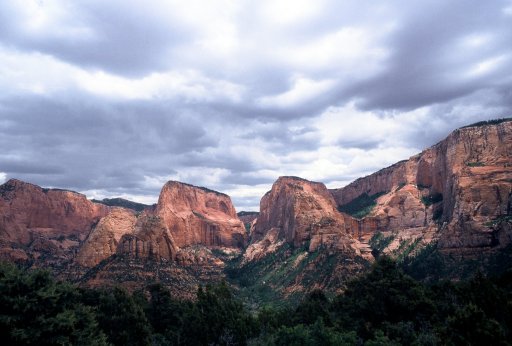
75 208 137 267
77 181 247 295
0 179 110 262
246 176 365 262
77 180 247 267
155 181 247 249
330 120 512 255
116 214 178 262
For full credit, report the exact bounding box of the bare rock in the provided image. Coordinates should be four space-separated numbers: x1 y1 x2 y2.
331 120 512 255
0 179 109 261
155 181 247 249
247 176 362 262
76 208 137 267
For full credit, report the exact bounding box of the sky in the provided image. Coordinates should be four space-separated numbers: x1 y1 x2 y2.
0 0 511 211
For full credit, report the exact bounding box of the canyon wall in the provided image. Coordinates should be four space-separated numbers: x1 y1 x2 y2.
0 179 109 262
78 180 247 266
330 120 512 253
246 176 367 262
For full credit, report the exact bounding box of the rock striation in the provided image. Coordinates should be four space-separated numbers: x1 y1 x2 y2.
0 179 109 262
155 181 246 249
246 176 365 262
330 120 512 254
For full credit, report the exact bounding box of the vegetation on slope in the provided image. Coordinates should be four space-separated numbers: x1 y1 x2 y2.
420 192 443 207
338 191 387 218
462 117 512 128
2 257 512 345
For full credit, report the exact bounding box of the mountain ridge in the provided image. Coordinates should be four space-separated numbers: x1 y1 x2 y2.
0 119 511 301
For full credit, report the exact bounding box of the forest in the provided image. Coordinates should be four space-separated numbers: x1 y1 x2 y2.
1 257 511 345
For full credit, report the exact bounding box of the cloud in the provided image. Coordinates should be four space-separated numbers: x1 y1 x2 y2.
346 1 512 111
0 0 511 210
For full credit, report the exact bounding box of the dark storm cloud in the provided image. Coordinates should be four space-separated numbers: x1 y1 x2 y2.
337 139 380 150
0 94 217 194
0 1 193 77
347 0 512 111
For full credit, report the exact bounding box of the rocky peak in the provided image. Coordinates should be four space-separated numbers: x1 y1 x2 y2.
331 120 512 256
246 176 363 262
157 180 237 218
155 181 246 249
0 178 110 262
76 180 248 267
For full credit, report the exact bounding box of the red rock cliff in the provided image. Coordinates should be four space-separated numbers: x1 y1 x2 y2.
76 208 137 267
0 179 110 261
154 181 247 249
330 120 512 252
79 181 248 266
246 176 364 262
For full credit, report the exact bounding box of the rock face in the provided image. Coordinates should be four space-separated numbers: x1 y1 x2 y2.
78 180 247 267
0 179 109 261
75 208 137 267
116 214 178 262
246 176 364 262
331 120 512 254
155 181 247 249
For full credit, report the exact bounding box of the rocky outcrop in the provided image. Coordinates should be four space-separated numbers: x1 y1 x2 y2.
0 178 247 272
79 181 247 267
246 176 366 262
76 208 137 267
0 179 110 261
155 181 247 249
116 214 178 261
331 120 512 254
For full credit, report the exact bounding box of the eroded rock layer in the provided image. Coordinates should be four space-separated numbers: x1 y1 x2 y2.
331 120 512 255
79 181 247 267
155 181 247 249
76 208 137 267
0 179 109 262
246 176 365 262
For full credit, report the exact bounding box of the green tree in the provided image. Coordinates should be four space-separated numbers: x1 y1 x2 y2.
81 286 152 346
0 262 107 345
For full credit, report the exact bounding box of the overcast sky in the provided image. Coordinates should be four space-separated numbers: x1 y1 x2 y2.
0 0 511 211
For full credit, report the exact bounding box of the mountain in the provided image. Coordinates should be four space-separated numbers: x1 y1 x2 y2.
76 180 247 268
246 176 366 260
72 180 247 297
0 179 109 265
226 119 512 304
229 176 369 305
0 119 511 302
329 119 512 279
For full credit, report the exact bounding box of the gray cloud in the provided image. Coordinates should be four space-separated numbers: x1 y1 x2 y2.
0 1 195 76
0 0 511 210
347 1 512 111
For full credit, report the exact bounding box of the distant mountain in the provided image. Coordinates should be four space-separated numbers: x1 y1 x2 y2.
237 211 259 231
91 198 152 212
